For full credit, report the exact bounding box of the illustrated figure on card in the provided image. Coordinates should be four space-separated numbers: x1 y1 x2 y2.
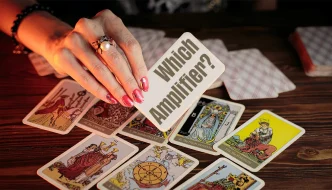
28 88 91 130
100 145 198 190
120 113 173 144
187 101 233 144
77 100 137 137
228 118 277 161
176 158 265 190
45 140 118 187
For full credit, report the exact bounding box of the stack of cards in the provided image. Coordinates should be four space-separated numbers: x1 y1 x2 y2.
290 26 332 77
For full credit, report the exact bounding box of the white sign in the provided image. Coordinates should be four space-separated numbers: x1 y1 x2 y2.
134 32 225 132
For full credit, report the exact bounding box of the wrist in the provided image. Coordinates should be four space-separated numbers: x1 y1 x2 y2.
17 11 72 59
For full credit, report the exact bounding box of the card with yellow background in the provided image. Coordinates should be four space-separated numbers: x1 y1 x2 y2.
213 110 305 172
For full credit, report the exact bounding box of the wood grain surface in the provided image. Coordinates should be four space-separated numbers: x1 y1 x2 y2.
1 12 332 190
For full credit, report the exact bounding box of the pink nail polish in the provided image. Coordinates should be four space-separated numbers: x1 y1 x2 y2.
122 95 134 107
140 77 149 92
106 94 117 104
132 89 144 103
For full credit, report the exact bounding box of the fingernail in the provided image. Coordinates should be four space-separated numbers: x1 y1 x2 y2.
106 94 117 104
122 95 134 107
140 77 149 92
132 89 144 103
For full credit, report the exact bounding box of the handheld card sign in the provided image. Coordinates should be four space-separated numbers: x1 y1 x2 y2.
134 32 225 132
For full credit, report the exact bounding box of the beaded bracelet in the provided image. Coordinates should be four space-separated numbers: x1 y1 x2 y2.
11 4 54 54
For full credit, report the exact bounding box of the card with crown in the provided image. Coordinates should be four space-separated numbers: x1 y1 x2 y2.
175 158 265 190
37 134 138 190
169 95 245 155
23 79 96 134
213 110 305 172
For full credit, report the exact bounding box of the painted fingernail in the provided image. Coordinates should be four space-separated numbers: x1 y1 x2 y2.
132 89 144 103
122 95 134 107
106 94 117 104
140 77 149 92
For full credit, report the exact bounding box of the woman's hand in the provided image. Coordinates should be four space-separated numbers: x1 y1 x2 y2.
45 9 148 107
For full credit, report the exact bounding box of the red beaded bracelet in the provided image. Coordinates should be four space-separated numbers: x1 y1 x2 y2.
11 4 54 54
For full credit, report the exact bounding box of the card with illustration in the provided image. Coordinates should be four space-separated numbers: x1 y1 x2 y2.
77 99 138 138
175 158 265 190
214 110 305 172
170 95 245 155
97 144 199 190
119 112 183 144
37 134 138 190
23 79 95 134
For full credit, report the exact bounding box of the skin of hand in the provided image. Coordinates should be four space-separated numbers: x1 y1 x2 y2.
44 9 149 107
0 0 149 107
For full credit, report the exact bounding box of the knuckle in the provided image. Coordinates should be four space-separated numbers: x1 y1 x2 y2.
75 17 91 30
134 63 147 76
91 63 108 75
124 77 137 87
54 48 71 61
110 84 122 94
125 38 140 52
64 32 83 47
79 72 91 85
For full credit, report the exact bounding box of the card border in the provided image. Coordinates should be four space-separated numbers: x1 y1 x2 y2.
213 110 305 172
169 95 245 155
119 112 183 145
37 134 139 190
175 157 265 190
76 101 140 138
97 144 199 190
22 79 96 135
134 32 226 132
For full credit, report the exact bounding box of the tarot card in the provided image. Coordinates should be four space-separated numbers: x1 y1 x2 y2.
119 111 183 144
214 110 305 172
97 144 199 190
224 49 279 100
37 134 138 190
170 95 245 155
28 52 55 76
77 99 138 138
175 158 265 190
22 79 95 134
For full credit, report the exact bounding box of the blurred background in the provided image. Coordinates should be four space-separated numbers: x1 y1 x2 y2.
39 0 332 29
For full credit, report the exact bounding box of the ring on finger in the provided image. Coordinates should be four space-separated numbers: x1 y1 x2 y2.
91 35 116 54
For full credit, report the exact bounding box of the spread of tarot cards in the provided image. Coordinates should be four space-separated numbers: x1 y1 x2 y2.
21 31 306 190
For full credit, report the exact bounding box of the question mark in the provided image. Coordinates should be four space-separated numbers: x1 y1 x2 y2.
200 54 215 69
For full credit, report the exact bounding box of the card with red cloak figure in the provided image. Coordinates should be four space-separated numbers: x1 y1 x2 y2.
37 134 138 190
23 79 95 134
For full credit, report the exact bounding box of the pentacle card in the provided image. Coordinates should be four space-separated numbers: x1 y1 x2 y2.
37 134 138 190
170 95 245 155
175 158 265 190
213 110 305 172
119 112 182 144
97 144 199 190
23 79 95 134
134 32 225 132
77 99 138 138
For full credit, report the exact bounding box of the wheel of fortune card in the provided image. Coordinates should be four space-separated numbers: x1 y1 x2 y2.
132 161 169 188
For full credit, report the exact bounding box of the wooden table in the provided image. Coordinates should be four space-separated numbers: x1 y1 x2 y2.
1 11 332 190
